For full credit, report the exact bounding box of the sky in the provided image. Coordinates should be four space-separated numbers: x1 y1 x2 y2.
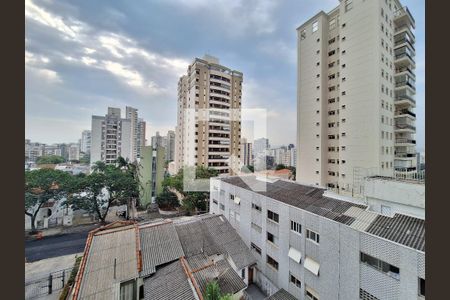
25 0 425 151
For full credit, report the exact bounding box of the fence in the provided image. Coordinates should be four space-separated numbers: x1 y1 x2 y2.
25 267 73 299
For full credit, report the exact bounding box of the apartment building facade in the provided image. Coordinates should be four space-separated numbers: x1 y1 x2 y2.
210 175 425 300
296 0 416 193
241 138 253 167
80 130 91 154
175 55 243 175
90 107 132 165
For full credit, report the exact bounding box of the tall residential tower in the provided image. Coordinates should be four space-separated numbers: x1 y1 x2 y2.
175 55 243 175
296 0 416 194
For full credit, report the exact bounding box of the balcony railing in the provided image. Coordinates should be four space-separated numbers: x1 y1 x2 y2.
395 110 416 118
395 67 415 79
395 124 416 131
395 138 416 144
395 25 415 40
395 52 415 64
395 152 416 158
394 6 415 25
395 80 416 91
395 94 416 104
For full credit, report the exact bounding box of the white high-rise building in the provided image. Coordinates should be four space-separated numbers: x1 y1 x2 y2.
296 0 416 194
175 55 243 175
91 107 132 165
80 130 91 154
240 138 253 167
253 138 270 157
166 130 176 162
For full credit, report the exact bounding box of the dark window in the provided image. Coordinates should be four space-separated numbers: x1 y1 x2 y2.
419 278 425 296
252 203 262 212
267 255 279 270
267 210 279 223
290 273 301 288
267 232 276 244
306 229 320 243
360 252 400 279
241 269 245 279
291 221 302 234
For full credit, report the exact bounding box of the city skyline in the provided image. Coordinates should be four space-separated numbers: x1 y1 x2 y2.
25 0 424 151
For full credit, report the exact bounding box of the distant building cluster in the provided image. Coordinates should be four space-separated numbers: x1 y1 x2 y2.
25 139 81 163
150 130 175 162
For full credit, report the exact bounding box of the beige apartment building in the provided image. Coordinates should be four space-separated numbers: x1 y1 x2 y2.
175 55 243 175
296 0 416 194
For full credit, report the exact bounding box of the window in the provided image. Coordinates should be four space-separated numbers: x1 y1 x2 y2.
419 278 425 297
267 232 277 244
290 220 302 234
306 286 319 300
342 23 346 28
250 242 262 255
345 0 353 12
120 279 137 300
220 203 225 210
230 194 235 200
360 252 400 279
312 20 319 32
266 255 279 270
252 203 262 212
213 199 218 205
251 222 262 233
267 210 279 223
328 50 336 56
300 29 306 40
329 18 336 30
306 229 320 243
290 273 302 288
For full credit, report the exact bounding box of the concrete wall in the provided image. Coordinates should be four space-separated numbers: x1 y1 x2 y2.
364 177 425 218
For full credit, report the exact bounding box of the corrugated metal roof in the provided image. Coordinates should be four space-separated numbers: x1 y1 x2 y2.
78 225 138 300
201 215 257 269
175 219 221 257
365 213 425 252
139 222 185 277
189 254 246 296
344 206 379 231
143 260 197 300
265 288 297 300
220 176 425 252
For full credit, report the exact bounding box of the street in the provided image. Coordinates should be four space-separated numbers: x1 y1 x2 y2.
25 226 95 262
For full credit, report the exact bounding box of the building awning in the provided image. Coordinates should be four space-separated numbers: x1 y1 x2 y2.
234 197 241 205
288 247 302 263
304 257 320 276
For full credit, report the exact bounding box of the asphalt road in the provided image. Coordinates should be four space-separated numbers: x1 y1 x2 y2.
25 231 90 262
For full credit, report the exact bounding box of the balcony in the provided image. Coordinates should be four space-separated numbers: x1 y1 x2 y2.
395 80 416 92
395 67 415 79
395 94 416 107
395 25 415 40
394 6 415 29
395 138 416 146
395 52 415 68
395 109 416 118
395 123 416 132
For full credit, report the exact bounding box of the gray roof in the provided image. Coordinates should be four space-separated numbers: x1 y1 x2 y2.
366 213 425 252
220 176 425 252
266 289 297 300
139 222 185 276
78 225 139 300
175 218 222 257
143 260 196 300
201 214 257 269
188 253 247 296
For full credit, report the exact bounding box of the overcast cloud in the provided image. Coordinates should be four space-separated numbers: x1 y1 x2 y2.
25 0 425 151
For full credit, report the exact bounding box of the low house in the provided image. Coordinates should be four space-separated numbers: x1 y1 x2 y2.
71 214 257 300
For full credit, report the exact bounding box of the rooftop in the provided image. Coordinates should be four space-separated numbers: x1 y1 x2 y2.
219 176 425 252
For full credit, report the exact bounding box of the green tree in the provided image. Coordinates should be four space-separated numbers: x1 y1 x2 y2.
36 155 65 164
69 166 138 223
162 166 218 213
25 169 72 233
155 188 180 210
275 164 287 170
79 155 90 165
204 281 232 300
91 161 107 173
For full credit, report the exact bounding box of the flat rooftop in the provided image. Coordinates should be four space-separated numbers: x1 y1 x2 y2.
219 176 425 252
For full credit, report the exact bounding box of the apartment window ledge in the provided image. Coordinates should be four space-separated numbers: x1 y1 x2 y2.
267 218 279 225
306 239 319 246
266 240 279 249
290 230 302 237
